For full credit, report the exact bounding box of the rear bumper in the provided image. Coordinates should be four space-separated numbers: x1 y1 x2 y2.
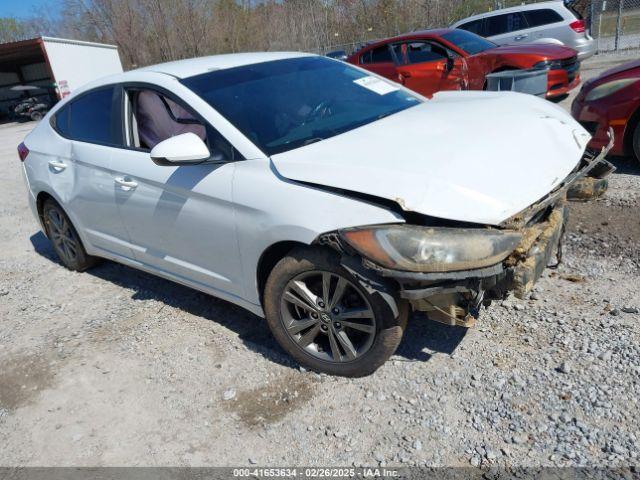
21 164 42 229
573 39 597 60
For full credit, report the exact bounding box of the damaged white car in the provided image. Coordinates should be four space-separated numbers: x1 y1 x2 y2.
19 53 613 376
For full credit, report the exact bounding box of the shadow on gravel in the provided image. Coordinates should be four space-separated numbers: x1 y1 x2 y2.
29 231 295 369
607 155 640 176
30 230 466 368
30 229 62 264
394 312 467 362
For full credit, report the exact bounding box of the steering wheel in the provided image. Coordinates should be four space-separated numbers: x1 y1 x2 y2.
303 100 334 125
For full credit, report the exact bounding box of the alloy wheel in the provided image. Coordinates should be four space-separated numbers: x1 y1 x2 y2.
45 208 79 264
280 270 376 363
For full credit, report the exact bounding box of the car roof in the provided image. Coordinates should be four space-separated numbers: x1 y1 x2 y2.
451 0 566 26
355 28 454 52
133 51 314 79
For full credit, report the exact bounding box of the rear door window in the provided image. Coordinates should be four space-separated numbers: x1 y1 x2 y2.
485 12 527 36
523 9 564 28
361 45 392 64
54 87 120 145
458 19 485 36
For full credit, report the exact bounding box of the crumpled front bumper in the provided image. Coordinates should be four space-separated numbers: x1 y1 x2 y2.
505 204 566 299
360 137 615 326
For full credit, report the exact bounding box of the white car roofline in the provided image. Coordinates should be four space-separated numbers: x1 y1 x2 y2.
451 0 568 27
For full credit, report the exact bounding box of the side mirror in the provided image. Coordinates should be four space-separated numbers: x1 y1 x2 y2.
446 57 455 72
436 58 455 72
150 132 211 166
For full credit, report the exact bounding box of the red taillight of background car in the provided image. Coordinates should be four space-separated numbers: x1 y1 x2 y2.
570 20 586 33
17 142 29 162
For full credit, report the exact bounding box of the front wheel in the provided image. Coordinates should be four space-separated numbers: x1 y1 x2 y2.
264 247 407 377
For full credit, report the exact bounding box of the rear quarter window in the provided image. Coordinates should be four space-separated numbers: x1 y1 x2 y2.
524 9 564 28
52 103 71 137
53 86 120 146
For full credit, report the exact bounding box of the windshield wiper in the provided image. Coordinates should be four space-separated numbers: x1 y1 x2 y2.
376 111 395 121
302 137 324 146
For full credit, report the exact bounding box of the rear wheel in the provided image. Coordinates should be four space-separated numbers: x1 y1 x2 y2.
42 199 98 271
264 247 407 377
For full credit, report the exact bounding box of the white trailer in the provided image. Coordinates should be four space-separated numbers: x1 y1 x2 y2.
0 36 123 119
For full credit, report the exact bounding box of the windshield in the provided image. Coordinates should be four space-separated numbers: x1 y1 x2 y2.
181 56 421 156
442 30 497 55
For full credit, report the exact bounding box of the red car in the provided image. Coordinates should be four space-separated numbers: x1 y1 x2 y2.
347 28 580 99
572 59 640 160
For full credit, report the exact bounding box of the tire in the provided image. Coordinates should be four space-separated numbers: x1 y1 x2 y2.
42 199 99 271
30 111 43 121
633 121 640 163
264 246 408 377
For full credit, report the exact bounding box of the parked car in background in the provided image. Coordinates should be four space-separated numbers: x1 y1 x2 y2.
325 50 348 61
347 29 581 99
18 53 611 376
572 59 640 161
451 1 595 60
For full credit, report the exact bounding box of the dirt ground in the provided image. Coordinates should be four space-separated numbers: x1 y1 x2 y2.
0 53 638 468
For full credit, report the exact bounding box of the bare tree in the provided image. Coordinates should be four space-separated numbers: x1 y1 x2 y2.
14 0 509 68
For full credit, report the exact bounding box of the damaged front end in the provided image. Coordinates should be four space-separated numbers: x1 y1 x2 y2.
318 136 614 329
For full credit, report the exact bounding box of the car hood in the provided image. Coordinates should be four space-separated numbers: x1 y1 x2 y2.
270 91 590 226
487 43 577 60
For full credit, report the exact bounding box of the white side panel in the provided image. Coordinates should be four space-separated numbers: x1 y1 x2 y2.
42 39 123 95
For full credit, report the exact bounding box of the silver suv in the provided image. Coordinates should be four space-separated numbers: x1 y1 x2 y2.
451 1 596 60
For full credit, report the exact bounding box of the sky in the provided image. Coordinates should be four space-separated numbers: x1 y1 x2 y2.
0 0 58 18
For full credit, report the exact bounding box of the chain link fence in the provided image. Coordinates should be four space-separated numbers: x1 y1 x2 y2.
589 0 640 52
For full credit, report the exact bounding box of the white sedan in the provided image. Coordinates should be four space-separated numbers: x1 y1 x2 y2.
18 52 611 376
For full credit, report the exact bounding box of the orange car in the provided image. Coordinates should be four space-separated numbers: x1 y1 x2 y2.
347 28 580 99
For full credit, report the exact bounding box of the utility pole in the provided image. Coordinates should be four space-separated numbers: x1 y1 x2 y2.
614 0 624 51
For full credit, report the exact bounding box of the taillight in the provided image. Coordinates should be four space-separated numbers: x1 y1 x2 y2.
18 142 29 162
570 19 586 33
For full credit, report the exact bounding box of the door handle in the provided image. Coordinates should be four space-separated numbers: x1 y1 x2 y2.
115 177 138 191
514 34 528 41
48 160 67 172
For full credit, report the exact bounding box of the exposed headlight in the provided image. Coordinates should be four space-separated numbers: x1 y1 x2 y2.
340 225 522 273
533 60 562 70
585 78 637 102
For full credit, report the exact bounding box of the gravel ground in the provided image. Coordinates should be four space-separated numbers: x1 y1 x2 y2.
0 53 638 468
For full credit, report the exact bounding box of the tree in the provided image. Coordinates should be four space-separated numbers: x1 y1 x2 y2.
0 17 39 43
